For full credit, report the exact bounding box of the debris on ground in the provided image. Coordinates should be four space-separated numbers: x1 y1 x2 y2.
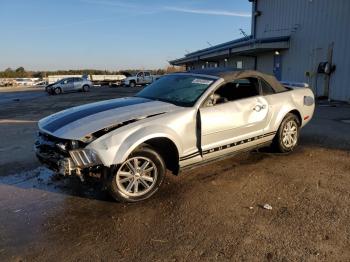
262 204 273 210
151 239 168 243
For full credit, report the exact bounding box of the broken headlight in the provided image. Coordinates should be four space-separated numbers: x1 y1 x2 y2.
71 140 80 149
69 148 102 167
56 142 68 152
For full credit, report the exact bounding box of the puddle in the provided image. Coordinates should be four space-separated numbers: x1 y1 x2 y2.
0 167 108 200
0 167 52 185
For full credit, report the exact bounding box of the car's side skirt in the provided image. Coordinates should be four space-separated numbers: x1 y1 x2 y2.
178 140 272 174
201 131 276 156
179 131 276 170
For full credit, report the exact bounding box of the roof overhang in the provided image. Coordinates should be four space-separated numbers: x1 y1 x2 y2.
170 36 290 65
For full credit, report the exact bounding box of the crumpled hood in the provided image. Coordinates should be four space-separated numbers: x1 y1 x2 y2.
38 97 179 140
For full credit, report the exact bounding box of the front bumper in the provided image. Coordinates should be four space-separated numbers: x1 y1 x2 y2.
34 132 101 176
35 148 75 176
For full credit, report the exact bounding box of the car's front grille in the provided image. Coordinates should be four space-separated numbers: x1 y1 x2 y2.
35 133 77 175
34 132 70 168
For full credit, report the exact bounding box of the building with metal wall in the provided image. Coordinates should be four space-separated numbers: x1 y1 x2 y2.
170 0 350 102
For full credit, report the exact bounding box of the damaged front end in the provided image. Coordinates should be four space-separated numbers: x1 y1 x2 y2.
35 111 168 180
34 132 103 180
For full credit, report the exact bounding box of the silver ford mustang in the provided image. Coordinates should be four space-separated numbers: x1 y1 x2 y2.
35 69 315 202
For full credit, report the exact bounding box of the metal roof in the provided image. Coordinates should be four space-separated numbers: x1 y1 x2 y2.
186 67 242 76
170 35 290 65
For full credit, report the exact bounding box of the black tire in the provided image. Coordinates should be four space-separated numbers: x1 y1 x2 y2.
45 87 52 95
108 145 166 202
129 81 136 88
82 85 90 92
272 113 300 153
54 87 62 95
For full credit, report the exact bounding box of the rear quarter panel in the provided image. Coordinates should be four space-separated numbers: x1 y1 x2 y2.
264 88 315 132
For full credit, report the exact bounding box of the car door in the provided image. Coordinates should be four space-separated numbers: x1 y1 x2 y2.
61 78 74 91
73 77 82 90
144 72 152 84
59 79 68 91
199 77 271 160
136 72 145 84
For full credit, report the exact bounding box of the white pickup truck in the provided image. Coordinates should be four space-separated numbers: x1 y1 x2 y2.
122 71 161 88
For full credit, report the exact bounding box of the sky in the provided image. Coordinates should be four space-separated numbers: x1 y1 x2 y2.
0 0 252 71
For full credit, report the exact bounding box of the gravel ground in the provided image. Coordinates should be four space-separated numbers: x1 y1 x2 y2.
0 87 349 261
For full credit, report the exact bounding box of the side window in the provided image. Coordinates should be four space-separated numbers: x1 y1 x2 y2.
260 79 275 95
137 72 144 77
206 77 260 106
144 72 150 77
67 78 74 83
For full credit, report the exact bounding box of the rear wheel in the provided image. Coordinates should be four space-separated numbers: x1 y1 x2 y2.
273 113 300 153
108 146 166 202
82 85 90 92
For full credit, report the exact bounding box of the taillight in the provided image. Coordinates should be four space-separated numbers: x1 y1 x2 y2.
304 96 314 106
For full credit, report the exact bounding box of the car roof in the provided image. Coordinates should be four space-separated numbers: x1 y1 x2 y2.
180 68 287 93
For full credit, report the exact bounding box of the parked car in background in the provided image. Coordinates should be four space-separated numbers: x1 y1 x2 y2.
122 71 161 87
35 69 315 202
89 74 126 87
45 77 92 95
15 78 36 86
0 78 16 87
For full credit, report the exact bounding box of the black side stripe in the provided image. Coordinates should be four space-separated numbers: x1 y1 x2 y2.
180 131 276 161
43 97 151 133
180 151 200 161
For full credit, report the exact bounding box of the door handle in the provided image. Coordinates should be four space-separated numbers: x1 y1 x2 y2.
253 104 266 112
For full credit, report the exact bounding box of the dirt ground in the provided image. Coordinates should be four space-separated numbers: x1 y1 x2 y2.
0 87 350 261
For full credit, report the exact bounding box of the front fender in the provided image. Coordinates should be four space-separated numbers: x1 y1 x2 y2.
87 124 183 167
114 125 183 164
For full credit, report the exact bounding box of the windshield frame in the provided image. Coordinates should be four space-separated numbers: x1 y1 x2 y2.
135 73 219 107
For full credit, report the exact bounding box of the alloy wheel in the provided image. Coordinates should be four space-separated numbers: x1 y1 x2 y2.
116 157 158 197
282 120 298 148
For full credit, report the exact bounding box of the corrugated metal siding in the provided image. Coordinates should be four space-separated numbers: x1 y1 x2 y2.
256 52 274 74
255 0 350 101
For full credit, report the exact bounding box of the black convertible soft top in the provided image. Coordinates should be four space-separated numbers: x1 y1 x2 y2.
185 68 288 93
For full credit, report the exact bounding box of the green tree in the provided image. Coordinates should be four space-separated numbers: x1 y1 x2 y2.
15 67 25 73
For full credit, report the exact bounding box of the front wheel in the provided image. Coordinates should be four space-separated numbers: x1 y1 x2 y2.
273 113 300 153
129 81 136 88
54 87 62 95
107 146 166 202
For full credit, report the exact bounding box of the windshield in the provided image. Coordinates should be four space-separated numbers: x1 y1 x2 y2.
136 74 216 107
